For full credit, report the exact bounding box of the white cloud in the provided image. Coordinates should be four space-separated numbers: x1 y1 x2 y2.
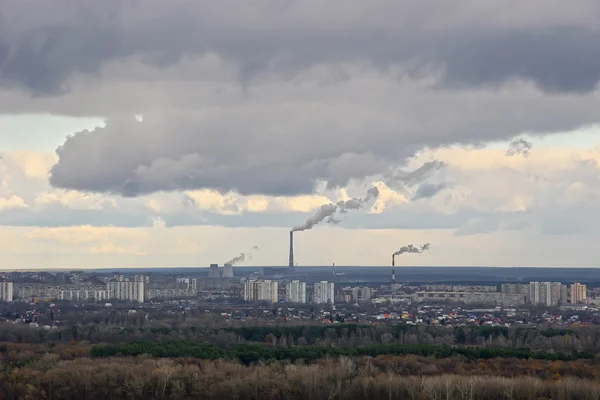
34 190 117 210
0 195 27 210
185 189 333 214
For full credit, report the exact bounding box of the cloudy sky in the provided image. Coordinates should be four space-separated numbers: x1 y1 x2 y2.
2 0 600 269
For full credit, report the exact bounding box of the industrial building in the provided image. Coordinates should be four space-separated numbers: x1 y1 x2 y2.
209 264 220 279
222 263 234 278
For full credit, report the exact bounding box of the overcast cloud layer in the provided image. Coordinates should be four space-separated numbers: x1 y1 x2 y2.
0 1 599 196
1 1 600 266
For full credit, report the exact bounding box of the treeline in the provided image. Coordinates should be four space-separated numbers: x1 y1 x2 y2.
3 321 600 353
4 356 600 399
90 340 594 364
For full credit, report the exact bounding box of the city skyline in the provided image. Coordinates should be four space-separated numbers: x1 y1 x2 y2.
2 2 600 268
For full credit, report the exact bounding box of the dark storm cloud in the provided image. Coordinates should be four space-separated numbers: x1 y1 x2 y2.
48 116 417 196
1 1 600 94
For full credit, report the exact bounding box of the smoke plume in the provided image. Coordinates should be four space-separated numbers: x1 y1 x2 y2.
225 245 259 265
392 243 430 256
506 138 533 157
292 203 338 231
292 186 380 231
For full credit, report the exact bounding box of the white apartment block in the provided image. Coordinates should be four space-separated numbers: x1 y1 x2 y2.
0 282 13 302
313 281 335 304
286 280 306 303
352 287 373 302
243 279 278 303
570 282 587 304
413 291 527 306
176 277 198 290
107 281 145 303
529 282 566 307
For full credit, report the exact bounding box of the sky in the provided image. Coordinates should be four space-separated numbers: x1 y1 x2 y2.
2 1 600 269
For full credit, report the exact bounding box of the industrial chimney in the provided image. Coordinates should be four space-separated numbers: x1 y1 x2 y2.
392 255 396 283
288 231 295 274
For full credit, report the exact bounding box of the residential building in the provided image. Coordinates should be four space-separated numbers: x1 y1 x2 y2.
176 277 198 290
313 281 335 304
0 282 13 302
285 280 306 303
501 283 529 295
352 287 372 302
528 282 566 307
107 281 145 303
243 279 278 303
413 291 526 306
145 288 196 300
570 282 587 304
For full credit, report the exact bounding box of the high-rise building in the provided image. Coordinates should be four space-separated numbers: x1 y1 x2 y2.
529 282 565 307
313 281 335 304
223 263 234 278
286 280 306 303
570 282 587 304
351 287 372 302
243 280 278 303
0 282 13 302
209 264 220 279
501 283 529 295
107 281 144 303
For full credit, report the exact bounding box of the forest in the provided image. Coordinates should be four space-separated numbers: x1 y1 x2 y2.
2 315 600 398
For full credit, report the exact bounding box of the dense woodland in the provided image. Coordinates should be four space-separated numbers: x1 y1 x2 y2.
4 319 600 353
3 311 600 398
3 353 600 399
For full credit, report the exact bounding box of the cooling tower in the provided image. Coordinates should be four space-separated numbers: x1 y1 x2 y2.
223 263 234 278
288 231 295 274
209 263 220 279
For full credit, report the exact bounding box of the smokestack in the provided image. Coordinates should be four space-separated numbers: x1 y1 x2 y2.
288 231 295 274
392 255 396 283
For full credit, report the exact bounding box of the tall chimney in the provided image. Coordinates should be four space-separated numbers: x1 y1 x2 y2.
288 231 295 274
392 255 396 283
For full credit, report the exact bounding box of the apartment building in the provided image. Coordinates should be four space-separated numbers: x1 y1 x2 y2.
0 282 13 302
107 281 145 303
285 280 306 303
570 282 587 304
243 279 278 303
313 281 335 304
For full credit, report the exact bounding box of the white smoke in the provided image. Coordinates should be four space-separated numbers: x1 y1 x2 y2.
225 245 259 265
292 186 380 231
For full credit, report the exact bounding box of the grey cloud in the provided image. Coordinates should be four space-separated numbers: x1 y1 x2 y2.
387 161 445 189
2 1 600 95
413 182 447 201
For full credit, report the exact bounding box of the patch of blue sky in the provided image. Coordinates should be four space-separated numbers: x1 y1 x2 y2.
0 114 105 151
